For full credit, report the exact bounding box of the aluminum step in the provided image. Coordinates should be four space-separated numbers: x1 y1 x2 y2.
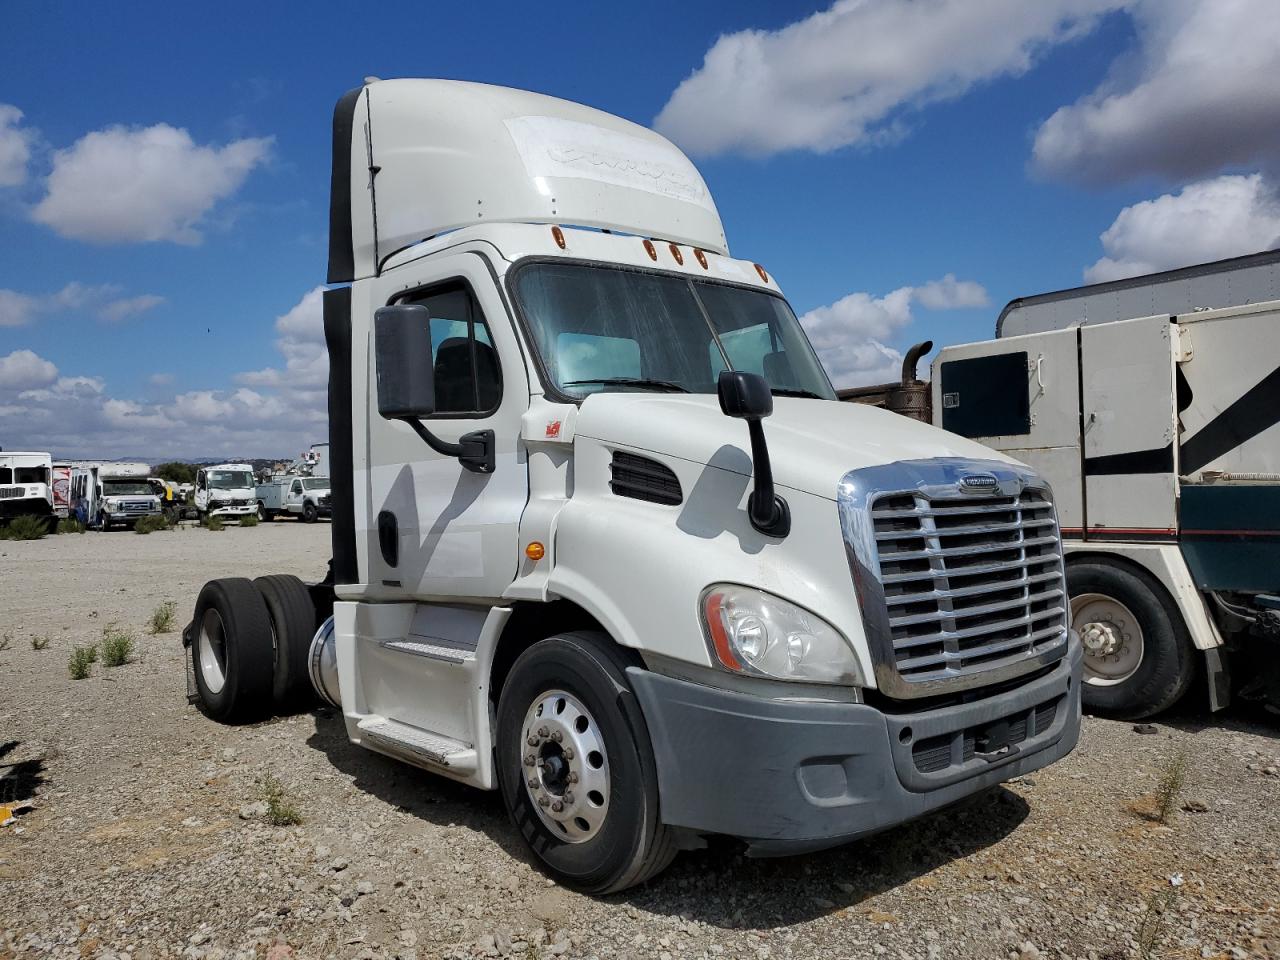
356 718 477 775
382 638 475 663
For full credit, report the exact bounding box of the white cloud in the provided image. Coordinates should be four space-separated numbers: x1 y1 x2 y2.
31 123 272 244
800 275 987 387
0 288 328 460
654 0 1123 157
0 350 58 391
0 281 164 326
1084 174 1280 282
0 104 34 187
1033 0 1280 186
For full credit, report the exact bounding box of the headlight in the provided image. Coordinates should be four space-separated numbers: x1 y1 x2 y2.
701 584 862 685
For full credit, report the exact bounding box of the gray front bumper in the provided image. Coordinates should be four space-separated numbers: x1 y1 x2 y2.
628 639 1082 856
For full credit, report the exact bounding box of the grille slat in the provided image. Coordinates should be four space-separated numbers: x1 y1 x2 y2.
871 486 1068 685
609 451 682 506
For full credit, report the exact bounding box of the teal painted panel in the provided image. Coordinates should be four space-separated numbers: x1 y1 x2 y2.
1180 484 1280 591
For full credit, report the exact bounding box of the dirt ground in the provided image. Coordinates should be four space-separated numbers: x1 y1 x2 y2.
1 522 1278 960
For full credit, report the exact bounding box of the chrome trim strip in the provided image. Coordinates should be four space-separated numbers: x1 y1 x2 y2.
838 457 1070 699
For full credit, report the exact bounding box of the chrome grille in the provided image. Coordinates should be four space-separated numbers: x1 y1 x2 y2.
871 487 1066 683
0 487 23 499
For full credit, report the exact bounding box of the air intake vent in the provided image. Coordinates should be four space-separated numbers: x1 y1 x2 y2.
609 452 682 505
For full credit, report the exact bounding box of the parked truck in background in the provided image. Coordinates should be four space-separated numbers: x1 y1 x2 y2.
0 451 55 528
256 474 332 522
899 250 1280 718
70 462 162 530
194 464 257 522
185 79 1082 893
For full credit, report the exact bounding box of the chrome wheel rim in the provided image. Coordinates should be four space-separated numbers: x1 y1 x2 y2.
521 690 610 844
1072 592 1144 685
197 607 229 694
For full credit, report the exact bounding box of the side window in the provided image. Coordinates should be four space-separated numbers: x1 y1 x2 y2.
0 467 11 484
291 480 303 495
405 283 501 415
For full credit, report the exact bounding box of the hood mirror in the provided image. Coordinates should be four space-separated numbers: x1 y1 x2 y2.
717 371 790 538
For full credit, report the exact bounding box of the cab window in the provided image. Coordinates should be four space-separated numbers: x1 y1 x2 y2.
404 283 501 416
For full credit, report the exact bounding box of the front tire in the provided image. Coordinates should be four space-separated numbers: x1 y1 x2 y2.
496 632 676 894
191 578 275 723
302 501 318 523
257 502 271 522
1068 559 1195 719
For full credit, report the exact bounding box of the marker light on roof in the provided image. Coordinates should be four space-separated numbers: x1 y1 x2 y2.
669 243 684 266
694 249 708 269
642 239 657 261
754 263 769 283
551 226 566 249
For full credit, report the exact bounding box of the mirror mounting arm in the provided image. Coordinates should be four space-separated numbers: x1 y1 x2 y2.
743 419 790 538
404 420 495 474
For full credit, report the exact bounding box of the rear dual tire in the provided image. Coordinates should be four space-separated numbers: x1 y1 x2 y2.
190 575 317 723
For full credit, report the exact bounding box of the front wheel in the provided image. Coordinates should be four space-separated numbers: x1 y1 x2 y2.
1068 560 1196 719
496 632 676 894
302 502 318 523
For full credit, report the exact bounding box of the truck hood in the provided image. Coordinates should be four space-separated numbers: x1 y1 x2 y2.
573 394 1016 500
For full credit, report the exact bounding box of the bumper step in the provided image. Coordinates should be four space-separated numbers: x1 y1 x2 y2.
356 718 477 775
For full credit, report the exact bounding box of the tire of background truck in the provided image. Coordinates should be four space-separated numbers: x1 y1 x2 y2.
253 574 317 711
495 631 677 894
191 578 275 723
1068 559 1196 719
257 502 274 522
302 501 318 523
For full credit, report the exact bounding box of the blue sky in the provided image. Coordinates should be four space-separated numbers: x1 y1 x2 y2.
3 1 1278 458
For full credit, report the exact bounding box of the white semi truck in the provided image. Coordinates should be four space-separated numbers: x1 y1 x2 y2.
186 79 1081 892
926 252 1280 718
194 463 257 522
0 451 55 528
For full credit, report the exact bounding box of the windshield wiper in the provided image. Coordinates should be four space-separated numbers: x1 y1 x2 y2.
563 377 691 394
770 387 825 399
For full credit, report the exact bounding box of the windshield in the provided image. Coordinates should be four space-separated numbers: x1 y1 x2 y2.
103 481 153 496
512 263 836 400
209 471 253 489
302 478 330 491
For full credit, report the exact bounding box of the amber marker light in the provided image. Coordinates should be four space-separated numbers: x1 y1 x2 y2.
703 591 742 671
694 248 708 269
754 263 769 283
551 226 566 249
525 541 546 561
669 243 684 265
642 239 657 261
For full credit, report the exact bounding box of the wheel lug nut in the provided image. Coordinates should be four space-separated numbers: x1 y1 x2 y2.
551 801 564 813
568 772 578 784
563 792 574 804
524 754 536 766
552 730 563 742
563 748 574 760
527 777 539 790
527 735 539 746
538 726 549 738
537 795 550 807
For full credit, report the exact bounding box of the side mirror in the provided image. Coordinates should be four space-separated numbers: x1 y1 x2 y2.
717 369 773 420
716 370 789 538
374 304 436 420
373 303 495 475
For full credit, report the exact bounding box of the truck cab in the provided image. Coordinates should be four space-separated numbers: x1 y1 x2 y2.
188 79 1081 893
194 464 257 521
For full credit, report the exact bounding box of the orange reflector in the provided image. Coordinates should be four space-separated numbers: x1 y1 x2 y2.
694 248 708 269
704 592 741 671
551 226 566 249
669 243 684 266
642 239 657 261
754 263 769 283
525 541 546 561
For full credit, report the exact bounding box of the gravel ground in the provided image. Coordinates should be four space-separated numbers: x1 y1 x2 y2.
1 523 1278 960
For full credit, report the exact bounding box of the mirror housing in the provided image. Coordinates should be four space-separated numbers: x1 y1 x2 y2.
717 369 773 420
375 304 436 420
716 370 789 538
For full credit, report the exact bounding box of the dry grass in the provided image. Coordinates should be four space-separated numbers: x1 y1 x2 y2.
101 625 136 668
148 601 177 635
68 645 98 680
1154 750 1189 825
261 775 303 826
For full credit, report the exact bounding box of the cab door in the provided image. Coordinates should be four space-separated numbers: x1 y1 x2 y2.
363 252 531 602
195 470 208 513
287 478 304 512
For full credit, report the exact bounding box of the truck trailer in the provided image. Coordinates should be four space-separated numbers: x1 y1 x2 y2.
928 250 1280 717
186 79 1082 893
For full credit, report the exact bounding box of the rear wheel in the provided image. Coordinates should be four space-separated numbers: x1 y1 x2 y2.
257 502 270 522
191 578 275 723
496 632 676 893
254 574 317 711
1068 560 1195 719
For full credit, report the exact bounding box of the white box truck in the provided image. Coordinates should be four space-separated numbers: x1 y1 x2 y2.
0 451 55 528
185 79 1082 892
929 251 1280 718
